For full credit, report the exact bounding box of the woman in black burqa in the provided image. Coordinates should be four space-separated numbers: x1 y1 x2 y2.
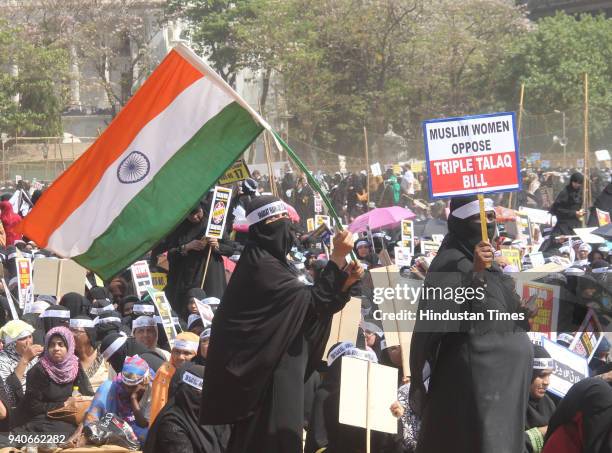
200 195 363 453
550 172 585 235
409 195 533 453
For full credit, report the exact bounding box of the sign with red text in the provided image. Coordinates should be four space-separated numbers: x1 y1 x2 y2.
423 112 520 198
517 281 559 341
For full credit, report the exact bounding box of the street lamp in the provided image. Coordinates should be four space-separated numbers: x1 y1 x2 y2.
553 110 567 168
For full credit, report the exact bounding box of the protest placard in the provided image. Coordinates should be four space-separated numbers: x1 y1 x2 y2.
516 281 559 340
400 220 414 254
518 207 553 225
195 299 215 328
315 214 331 229
596 208 611 226
217 159 251 185
339 356 398 434
500 248 522 270
314 194 323 214
568 308 604 362
393 247 411 268
147 287 178 347
541 337 589 398
338 155 347 173
15 257 33 309
306 218 315 232
595 149 611 162
423 112 520 198
323 297 362 358
33 258 87 300
130 260 153 298
420 240 440 256
151 272 168 291
371 162 382 177
529 252 545 267
205 186 233 240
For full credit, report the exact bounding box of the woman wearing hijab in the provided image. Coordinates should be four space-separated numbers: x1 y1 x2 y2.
132 315 170 361
0 201 22 245
543 376 612 453
0 320 42 410
39 304 71 333
13 326 93 435
84 354 154 447
60 292 90 319
96 310 130 342
145 363 230 453
70 316 108 391
185 287 207 316
550 172 585 236
100 333 165 375
524 345 556 453
201 196 363 453
409 196 533 453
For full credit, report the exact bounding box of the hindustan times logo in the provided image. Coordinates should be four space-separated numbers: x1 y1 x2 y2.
372 284 486 305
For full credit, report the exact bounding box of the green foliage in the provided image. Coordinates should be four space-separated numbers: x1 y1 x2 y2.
0 20 69 136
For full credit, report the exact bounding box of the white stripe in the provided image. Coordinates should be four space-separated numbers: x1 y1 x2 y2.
173 339 198 353
70 318 95 328
102 336 127 360
451 198 494 219
133 304 155 315
245 201 287 226
48 76 235 256
182 371 203 390
40 309 70 319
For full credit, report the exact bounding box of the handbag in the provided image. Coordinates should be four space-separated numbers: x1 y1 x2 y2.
47 396 93 425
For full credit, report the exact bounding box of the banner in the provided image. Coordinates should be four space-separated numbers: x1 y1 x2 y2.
205 186 233 239
15 257 34 309
147 287 178 347
568 308 604 362
423 112 520 198
400 220 414 255
130 260 153 298
541 337 589 398
516 281 559 340
217 159 251 185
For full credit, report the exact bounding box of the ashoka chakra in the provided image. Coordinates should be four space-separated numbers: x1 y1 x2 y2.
117 151 150 184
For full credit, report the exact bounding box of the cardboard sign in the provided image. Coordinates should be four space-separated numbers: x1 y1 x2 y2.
517 281 559 340
423 112 520 198
151 272 168 291
568 308 604 362
323 297 362 358
339 356 398 434
130 260 153 298
596 209 611 226
306 218 315 232
394 247 412 267
420 240 440 256
500 248 522 270
314 194 323 214
15 257 33 309
400 220 414 255
147 287 178 347
218 159 251 185
1 278 19 319
541 337 589 398
33 258 87 300
371 162 382 177
205 186 233 239
315 215 331 229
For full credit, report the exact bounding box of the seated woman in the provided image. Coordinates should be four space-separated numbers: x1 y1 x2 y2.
70 316 109 391
144 363 230 453
84 354 154 447
0 320 41 411
132 315 171 361
13 326 93 437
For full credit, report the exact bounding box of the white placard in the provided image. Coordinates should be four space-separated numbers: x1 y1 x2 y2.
130 260 153 298
541 337 589 398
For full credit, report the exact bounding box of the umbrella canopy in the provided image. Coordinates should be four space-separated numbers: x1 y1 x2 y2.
348 206 415 233
233 201 300 233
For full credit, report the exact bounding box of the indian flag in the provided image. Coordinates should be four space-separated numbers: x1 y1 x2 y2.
19 44 266 279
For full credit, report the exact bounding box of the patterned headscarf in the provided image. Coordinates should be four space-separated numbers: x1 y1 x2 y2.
40 326 79 384
118 354 149 386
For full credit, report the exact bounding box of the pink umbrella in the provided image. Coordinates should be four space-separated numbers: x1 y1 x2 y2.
348 206 416 233
233 201 300 233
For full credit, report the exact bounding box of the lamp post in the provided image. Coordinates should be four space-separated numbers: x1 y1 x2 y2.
554 110 567 168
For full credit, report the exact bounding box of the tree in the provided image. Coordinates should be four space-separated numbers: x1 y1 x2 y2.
499 12 612 147
0 19 69 136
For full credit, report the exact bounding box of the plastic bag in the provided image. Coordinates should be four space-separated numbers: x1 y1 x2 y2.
84 412 140 450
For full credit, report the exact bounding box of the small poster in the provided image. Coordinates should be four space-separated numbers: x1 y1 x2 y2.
315 215 331 229
568 308 604 362
205 186 233 239
394 246 412 267
400 220 414 255
529 252 545 267
517 281 559 340
501 248 522 270
306 218 315 232
596 208 611 226
130 260 153 298
420 240 440 256
15 257 34 310
314 194 323 214
541 337 589 398
218 159 251 185
371 162 382 177
151 272 168 291
147 287 178 347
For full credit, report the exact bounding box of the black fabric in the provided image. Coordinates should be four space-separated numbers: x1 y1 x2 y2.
409 200 533 453
200 243 349 427
41 305 70 333
144 364 230 453
60 292 89 319
526 393 556 429
96 311 130 342
544 377 612 453
550 173 584 236
100 334 165 374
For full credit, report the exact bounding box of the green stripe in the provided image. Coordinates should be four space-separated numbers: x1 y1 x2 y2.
75 101 263 279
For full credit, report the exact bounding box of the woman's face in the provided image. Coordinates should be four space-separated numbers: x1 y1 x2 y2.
387 345 402 367
188 299 199 314
15 334 33 355
48 335 68 363
70 328 90 354
134 326 158 350
171 348 196 368
357 244 370 258
200 338 210 359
